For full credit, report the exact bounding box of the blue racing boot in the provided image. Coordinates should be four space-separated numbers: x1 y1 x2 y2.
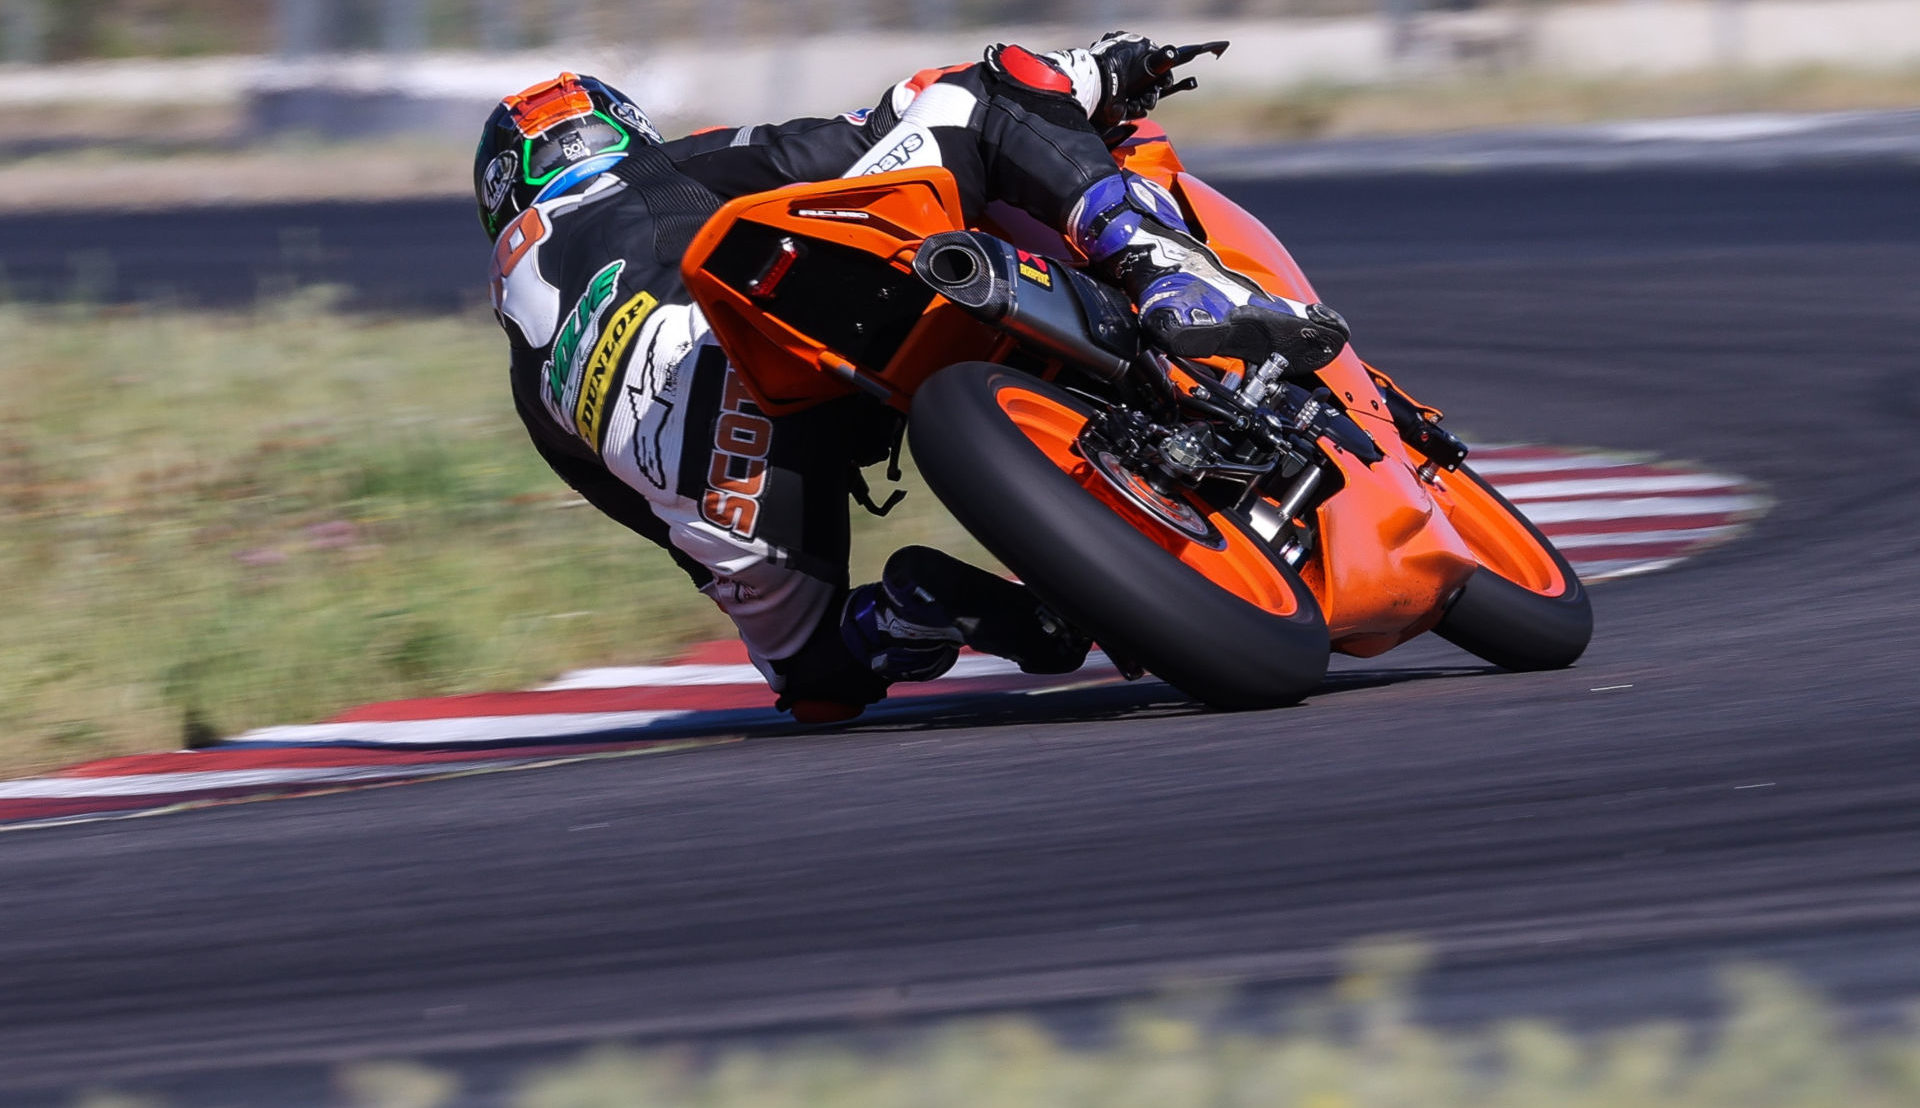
1066 172 1350 373
842 546 1091 683
839 578 965 685
777 548 1089 724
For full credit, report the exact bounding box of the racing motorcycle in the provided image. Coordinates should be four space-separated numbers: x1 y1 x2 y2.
680 105 1592 709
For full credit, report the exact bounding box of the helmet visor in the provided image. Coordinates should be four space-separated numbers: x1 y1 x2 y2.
523 113 632 185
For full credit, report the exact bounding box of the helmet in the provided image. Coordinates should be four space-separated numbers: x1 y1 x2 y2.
473 72 662 241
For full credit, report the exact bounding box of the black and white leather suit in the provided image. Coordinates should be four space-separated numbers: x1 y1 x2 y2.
487 47 1136 702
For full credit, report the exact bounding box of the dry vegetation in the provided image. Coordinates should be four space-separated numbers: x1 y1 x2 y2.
0 299 981 773
70 946 1920 1108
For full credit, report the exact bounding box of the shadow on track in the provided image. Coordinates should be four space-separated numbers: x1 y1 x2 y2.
816 663 1499 739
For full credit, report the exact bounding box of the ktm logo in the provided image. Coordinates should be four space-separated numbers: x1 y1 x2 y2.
702 370 773 539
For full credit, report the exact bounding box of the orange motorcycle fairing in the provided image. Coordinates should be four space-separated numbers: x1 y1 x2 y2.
1111 122 1188 178
681 167 1000 416
1149 148 1484 655
674 125 1582 693
1165 172 1399 433
1305 446 1479 655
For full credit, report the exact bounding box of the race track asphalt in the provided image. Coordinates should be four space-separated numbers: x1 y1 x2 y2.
2 163 1917 1105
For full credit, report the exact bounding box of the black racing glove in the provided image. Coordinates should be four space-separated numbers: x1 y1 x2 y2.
1087 32 1230 131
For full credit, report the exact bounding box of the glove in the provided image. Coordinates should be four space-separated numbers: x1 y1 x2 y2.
1087 32 1229 131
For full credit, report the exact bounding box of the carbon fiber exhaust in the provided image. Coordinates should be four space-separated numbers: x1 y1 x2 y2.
913 231 1137 381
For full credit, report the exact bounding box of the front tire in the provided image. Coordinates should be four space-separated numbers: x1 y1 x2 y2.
909 363 1330 709
1432 463 1593 670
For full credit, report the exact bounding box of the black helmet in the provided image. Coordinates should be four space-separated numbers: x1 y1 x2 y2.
474 72 662 241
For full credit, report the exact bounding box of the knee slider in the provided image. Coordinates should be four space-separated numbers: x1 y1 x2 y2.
771 597 890 715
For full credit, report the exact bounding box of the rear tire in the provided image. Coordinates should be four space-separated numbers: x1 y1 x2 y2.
1434 464 1593 670
910 363 1329 709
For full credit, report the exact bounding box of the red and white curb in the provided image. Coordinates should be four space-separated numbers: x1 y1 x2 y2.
1470 445 1767 581
0 445 1765 829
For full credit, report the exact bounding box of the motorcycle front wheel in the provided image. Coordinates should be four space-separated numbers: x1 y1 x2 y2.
1430 462 1594 670
909 362 1329 709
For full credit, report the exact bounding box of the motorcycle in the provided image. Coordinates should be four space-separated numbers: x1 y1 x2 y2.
680 115 1592 709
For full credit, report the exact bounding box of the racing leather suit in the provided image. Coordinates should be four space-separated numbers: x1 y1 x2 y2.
488 47 1191 706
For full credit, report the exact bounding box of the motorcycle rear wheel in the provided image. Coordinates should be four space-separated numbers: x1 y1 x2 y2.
909 362 1329 709
1432 463 1593 670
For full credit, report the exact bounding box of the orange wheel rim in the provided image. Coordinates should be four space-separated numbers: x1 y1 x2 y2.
994 386 1300 618
1435 470 1569 596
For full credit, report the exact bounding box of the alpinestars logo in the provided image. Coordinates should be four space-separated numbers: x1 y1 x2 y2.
611 101 663 144
1128 176 1181 224
877 610 964 643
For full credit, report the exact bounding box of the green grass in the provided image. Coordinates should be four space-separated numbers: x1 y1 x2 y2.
71 948 1920 1107
0 299 984 774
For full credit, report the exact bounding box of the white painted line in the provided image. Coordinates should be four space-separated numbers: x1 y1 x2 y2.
1571 556 1687 581
1499 473 1748 500
541 651 1100 692
539 664 766 689
1517 495 1767 524
1564 543 1722 564
1599 115 1829 143
0 760 527 800
1467 454 1645 477
1541 526 1748 549
224 710 692 748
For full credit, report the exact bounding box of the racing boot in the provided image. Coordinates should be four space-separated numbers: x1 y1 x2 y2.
1065 172 1350 373
873 546 1091 676
781 548 1091 724
838 575 966 687
770 582 948 726
841 546 1092 682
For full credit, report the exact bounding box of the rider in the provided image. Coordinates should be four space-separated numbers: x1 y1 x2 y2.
475 33 1351 721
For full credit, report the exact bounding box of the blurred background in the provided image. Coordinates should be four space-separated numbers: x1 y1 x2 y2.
3 5 1920 1106
3 0 1917 152
0 0 1914 766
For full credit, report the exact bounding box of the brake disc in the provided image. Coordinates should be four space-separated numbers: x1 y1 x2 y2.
1085 446 1227 550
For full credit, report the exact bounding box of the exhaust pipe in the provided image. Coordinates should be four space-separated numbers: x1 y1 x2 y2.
913 231 1136 381
919 239 996 310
